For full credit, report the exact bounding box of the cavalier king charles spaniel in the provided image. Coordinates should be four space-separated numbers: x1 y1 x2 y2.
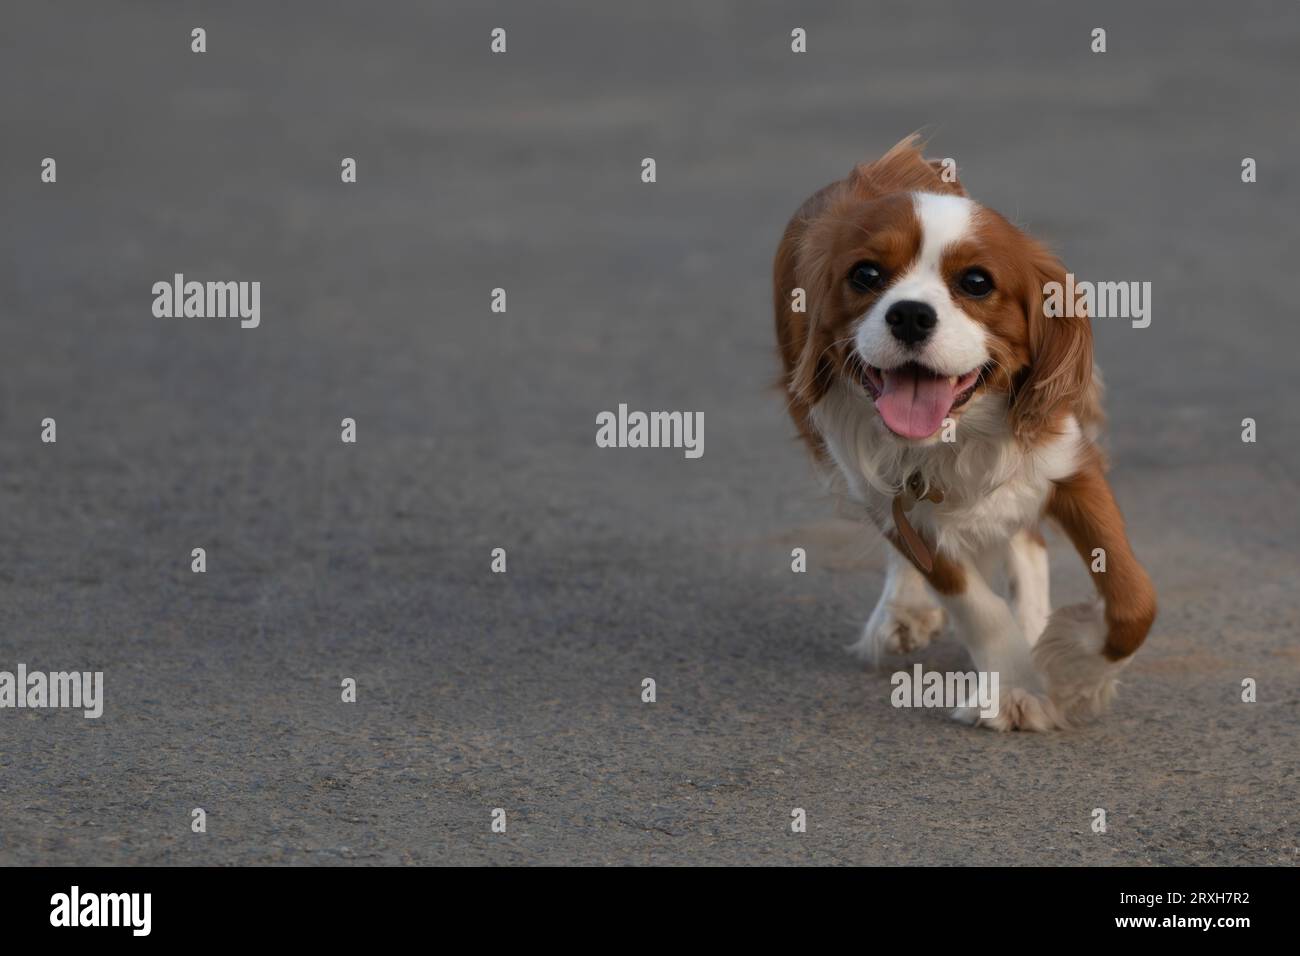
774 135 1156 730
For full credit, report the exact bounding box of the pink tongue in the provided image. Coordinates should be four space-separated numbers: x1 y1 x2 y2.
875 367 957 439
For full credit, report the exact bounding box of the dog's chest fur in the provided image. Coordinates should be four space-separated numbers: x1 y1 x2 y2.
811 381 1085 558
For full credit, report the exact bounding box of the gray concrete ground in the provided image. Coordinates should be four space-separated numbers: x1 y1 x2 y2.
0 1 1296 865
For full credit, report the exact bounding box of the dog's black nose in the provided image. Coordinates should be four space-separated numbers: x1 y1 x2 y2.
886 300 938 347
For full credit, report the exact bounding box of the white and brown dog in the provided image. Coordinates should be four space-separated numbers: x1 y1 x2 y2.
774 135 1156 730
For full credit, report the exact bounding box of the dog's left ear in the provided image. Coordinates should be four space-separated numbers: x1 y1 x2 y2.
1011 243 1094 443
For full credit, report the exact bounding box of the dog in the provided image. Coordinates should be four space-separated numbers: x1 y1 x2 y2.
773 135 1155 730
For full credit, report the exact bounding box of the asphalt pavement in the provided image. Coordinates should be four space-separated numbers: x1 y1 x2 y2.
0 0 1296 865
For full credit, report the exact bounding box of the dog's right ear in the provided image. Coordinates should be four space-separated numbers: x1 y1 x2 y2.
774 181 845 412
789 301 835 408
774 219 831 409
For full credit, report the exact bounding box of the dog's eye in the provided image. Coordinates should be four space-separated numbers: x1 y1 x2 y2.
848 261 886 293
957 267 994 297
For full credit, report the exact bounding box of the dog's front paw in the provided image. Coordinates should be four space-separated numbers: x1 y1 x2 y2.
950 686 1063 732
848 602 946 663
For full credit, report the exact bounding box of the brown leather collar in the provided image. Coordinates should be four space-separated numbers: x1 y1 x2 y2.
892 473 944 572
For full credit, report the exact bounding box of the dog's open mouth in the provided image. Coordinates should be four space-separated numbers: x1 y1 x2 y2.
850 357 984 440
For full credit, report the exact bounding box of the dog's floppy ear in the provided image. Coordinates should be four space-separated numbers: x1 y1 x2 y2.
776 228 836 409
775 183 844 411
789 299 834 407
1011 243 1094 442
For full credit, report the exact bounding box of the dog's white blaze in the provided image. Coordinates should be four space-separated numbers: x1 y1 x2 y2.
913 192 974 268
853 191 989 378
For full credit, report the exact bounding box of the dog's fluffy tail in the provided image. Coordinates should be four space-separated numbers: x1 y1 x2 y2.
1033 601 1131 725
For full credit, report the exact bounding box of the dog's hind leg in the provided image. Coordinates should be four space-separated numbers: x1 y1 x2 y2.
1035 453 1157 722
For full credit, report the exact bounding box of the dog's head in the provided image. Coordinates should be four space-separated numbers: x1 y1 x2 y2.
776 135 1093 445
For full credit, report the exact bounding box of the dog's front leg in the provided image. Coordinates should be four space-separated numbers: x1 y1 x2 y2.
1007 527 1051 646
849 546 947 665
886 531 1062 731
